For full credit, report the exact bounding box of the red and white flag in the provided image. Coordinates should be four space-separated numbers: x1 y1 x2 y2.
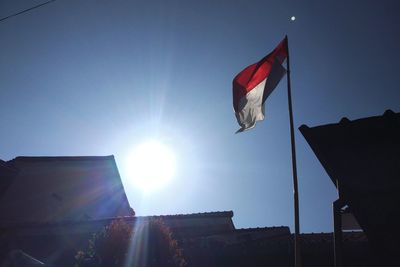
233 37 288 133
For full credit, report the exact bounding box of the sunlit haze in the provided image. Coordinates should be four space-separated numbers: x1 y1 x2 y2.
126 140 176 193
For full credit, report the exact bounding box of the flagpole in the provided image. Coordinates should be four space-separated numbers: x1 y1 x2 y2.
285 35 302 267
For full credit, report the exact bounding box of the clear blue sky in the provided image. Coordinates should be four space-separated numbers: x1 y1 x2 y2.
1 0 399 233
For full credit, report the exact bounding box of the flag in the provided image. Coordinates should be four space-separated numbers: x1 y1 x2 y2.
232 37 288 133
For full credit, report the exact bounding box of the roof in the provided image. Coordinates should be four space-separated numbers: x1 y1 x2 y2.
0 155 133 223
0 211 236 241
299 110 400 253
300 110 400 190
135 211 234 219
0 211 233 227
235 226 289 233
10 156 116 162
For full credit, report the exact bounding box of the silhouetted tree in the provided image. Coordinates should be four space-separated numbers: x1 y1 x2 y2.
75 218 186 267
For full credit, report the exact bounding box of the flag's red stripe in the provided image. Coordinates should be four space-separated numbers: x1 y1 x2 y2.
233 38 287 112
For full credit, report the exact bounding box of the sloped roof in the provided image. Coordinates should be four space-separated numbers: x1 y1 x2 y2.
300 110 400 190
140 210 234 218
0 156 133 223
0 211 235 239
1 211 233 226
299 110 400 254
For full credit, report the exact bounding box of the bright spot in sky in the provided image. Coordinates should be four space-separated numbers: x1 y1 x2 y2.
127 140 176 193
290 16 296 21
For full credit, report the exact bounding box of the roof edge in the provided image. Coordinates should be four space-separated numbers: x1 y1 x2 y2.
236 226 290 232
8 155 115 163
0 211 235 228
299 109 399 130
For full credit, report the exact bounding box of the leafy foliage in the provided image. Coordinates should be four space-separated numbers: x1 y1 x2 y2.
75 218 186 267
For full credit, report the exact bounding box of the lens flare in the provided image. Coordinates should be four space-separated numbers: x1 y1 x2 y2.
127 140 176 192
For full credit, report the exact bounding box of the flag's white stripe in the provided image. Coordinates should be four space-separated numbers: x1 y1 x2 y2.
235 78 266 133
234 59 287 133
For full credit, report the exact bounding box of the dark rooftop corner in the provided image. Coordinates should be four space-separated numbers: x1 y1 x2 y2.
0 155 133 224
300 109 399 131
9 155 116 162
300 109 400 266
8 154 122 166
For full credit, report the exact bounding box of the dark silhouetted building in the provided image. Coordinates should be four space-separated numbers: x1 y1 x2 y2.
300 110 400 266
0 156 134 223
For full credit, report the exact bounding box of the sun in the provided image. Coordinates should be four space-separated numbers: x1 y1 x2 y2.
127 140 176 192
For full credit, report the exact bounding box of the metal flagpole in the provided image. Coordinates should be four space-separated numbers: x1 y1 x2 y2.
285 35 302 267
